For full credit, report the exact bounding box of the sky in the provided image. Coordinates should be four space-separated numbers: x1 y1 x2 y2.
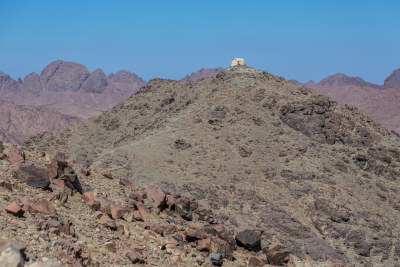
0 0 399 84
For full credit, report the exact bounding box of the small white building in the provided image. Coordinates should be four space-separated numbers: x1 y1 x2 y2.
231 58 246 67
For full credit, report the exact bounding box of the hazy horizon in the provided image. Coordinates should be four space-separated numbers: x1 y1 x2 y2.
1 0 399 84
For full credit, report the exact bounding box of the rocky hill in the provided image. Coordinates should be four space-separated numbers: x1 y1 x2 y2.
0 99 80 144
26 65 400 265
181 68 223 82
0 60 146 119
304 69 400 133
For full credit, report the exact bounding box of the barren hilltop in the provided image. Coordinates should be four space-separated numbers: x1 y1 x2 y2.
20 64 400 265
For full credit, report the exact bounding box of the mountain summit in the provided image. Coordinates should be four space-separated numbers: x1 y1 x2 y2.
27 65 400 265
384 68 400 88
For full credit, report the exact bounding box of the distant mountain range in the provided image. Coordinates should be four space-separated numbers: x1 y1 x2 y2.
296 69 400 133
0 60 146 119
181 67 223 82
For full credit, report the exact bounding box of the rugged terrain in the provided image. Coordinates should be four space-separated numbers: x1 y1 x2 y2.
0 98 80 144
301 69 400 133
1 141 286 266
0 60 146 119
25 65 400 266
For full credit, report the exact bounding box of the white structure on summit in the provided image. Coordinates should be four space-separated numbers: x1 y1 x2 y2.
231 58 246 67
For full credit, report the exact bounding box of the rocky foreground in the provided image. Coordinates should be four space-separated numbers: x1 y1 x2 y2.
0 140 335 266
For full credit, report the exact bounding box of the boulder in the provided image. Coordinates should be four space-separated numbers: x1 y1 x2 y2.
60 174 83 193
81 192 95 202
99 214 116 229
110 204 128 220
13 163 51 189
248 256 264 267
32 199 56 215
0 241 27 267
126 250 144 264
5 202 24 217
186 229 209 242
265 243 290 265
197 238 212 252
235 226 263 251
0 180 12 191
210 253 223 266
145 184 166 213
7 147 25 165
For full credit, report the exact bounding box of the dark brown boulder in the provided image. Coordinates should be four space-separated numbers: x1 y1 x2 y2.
13 163 51 189
235 226 263 251
60 174 83 193
265 243 290 265
0 180 12 191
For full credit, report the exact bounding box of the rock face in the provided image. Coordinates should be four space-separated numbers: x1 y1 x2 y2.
0 98 81 144
181 67 223 82
304 69 400 133
0 60 146 119
27 65 400 265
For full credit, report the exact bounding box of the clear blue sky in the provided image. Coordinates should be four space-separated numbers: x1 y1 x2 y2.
1 0 399 84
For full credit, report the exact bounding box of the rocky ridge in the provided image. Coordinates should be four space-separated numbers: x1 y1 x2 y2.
26 65 400 265
0 60 146 119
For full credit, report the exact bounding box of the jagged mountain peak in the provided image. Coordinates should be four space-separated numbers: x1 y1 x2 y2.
384 68 400 88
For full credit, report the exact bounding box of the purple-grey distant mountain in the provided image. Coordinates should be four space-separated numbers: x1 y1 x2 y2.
181 67 223 82
300 68 400 133
0 60 146 119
